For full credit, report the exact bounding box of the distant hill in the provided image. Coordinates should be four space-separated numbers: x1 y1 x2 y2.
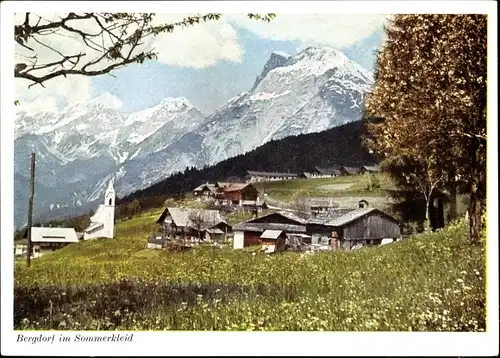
121 120 378 203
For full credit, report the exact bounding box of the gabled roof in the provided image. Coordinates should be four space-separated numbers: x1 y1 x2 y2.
307 208 355 225
342 166 361 175
273 211 309 225
222 183 252 192
313 166 341 175
29 227 79 243
233 222 307 233
156 207 227 229
260 230 283 239
247 170 298 177
362 165 381 172
193 183 218 193
325 207 399 227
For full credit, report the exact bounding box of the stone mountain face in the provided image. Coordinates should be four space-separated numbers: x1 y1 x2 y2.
14 46 373 228
197 46 373 165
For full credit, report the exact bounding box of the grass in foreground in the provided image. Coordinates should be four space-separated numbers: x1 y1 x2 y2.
14 210 486 331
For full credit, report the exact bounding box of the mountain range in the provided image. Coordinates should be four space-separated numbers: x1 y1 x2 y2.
14 46 374 228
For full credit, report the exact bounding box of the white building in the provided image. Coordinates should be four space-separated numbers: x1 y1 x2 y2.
18 227 79 258
84 180 116 240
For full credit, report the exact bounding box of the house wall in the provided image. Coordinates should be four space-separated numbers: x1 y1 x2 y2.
249 175 296 183
306 224 332 244
233 231 244 249
342 212 401 240
243 231 263 247
311 173 336 178
222 186 259 203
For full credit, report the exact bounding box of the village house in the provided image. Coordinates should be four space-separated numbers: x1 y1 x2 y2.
308 197 339 216
155 207 231 244
83 180 115 240
21 227 79 258
191 182 261 209
233 200 401 251
193 183 219 201
246 170 298 183
217 183 259 206
302 166 341 179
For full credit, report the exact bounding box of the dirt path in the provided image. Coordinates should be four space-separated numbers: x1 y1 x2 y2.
316 183 354 191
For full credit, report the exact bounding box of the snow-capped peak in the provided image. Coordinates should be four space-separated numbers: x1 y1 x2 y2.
294 46 345 62
271 50 292 58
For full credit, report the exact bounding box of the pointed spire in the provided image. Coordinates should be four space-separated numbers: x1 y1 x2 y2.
106 179 114 192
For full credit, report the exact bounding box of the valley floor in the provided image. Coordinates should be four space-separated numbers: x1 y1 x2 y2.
14 207 486 331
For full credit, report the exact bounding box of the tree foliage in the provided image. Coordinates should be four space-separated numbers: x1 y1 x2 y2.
15 12 275 88
188 209 209 241
364 15 487 242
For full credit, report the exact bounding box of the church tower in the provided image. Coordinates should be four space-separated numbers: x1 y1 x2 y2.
103 179 115 238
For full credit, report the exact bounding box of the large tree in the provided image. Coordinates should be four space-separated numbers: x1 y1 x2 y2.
364 14 487 243
15 13 275 88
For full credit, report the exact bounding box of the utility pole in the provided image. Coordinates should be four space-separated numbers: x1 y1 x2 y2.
26 153 36 267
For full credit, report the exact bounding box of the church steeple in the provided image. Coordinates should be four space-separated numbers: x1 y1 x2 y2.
105 180 115 207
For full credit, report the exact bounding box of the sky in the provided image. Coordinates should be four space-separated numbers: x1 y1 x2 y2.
14 14 388 115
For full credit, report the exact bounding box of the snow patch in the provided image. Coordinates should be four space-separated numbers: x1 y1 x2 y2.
249 90 291 101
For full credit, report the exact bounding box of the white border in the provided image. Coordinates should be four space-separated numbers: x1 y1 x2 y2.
1 1 498 356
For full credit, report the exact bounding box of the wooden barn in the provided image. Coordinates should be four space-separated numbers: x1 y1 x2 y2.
324 206 401 250
305 200 401 249
232 212 308 249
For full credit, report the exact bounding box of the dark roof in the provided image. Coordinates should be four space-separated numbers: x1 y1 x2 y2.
325 207 399 227
233 222 307 233
313 166 341 175
247 170 298 177
342 166 361 175
362 165 381 172
193 183 218 193
307 208 355 225
246 211 309 225
222 183 254 192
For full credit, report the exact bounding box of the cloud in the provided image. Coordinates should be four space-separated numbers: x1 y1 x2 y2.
149 15 243 68
228 14 389 49
14 13 243 112
92 91 124 110
15 74 93 113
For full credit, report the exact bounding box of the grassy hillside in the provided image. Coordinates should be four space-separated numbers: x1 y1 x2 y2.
14 208 486 331
255 173 393 201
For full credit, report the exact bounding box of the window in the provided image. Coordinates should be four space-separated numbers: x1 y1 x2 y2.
109 198 113 205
